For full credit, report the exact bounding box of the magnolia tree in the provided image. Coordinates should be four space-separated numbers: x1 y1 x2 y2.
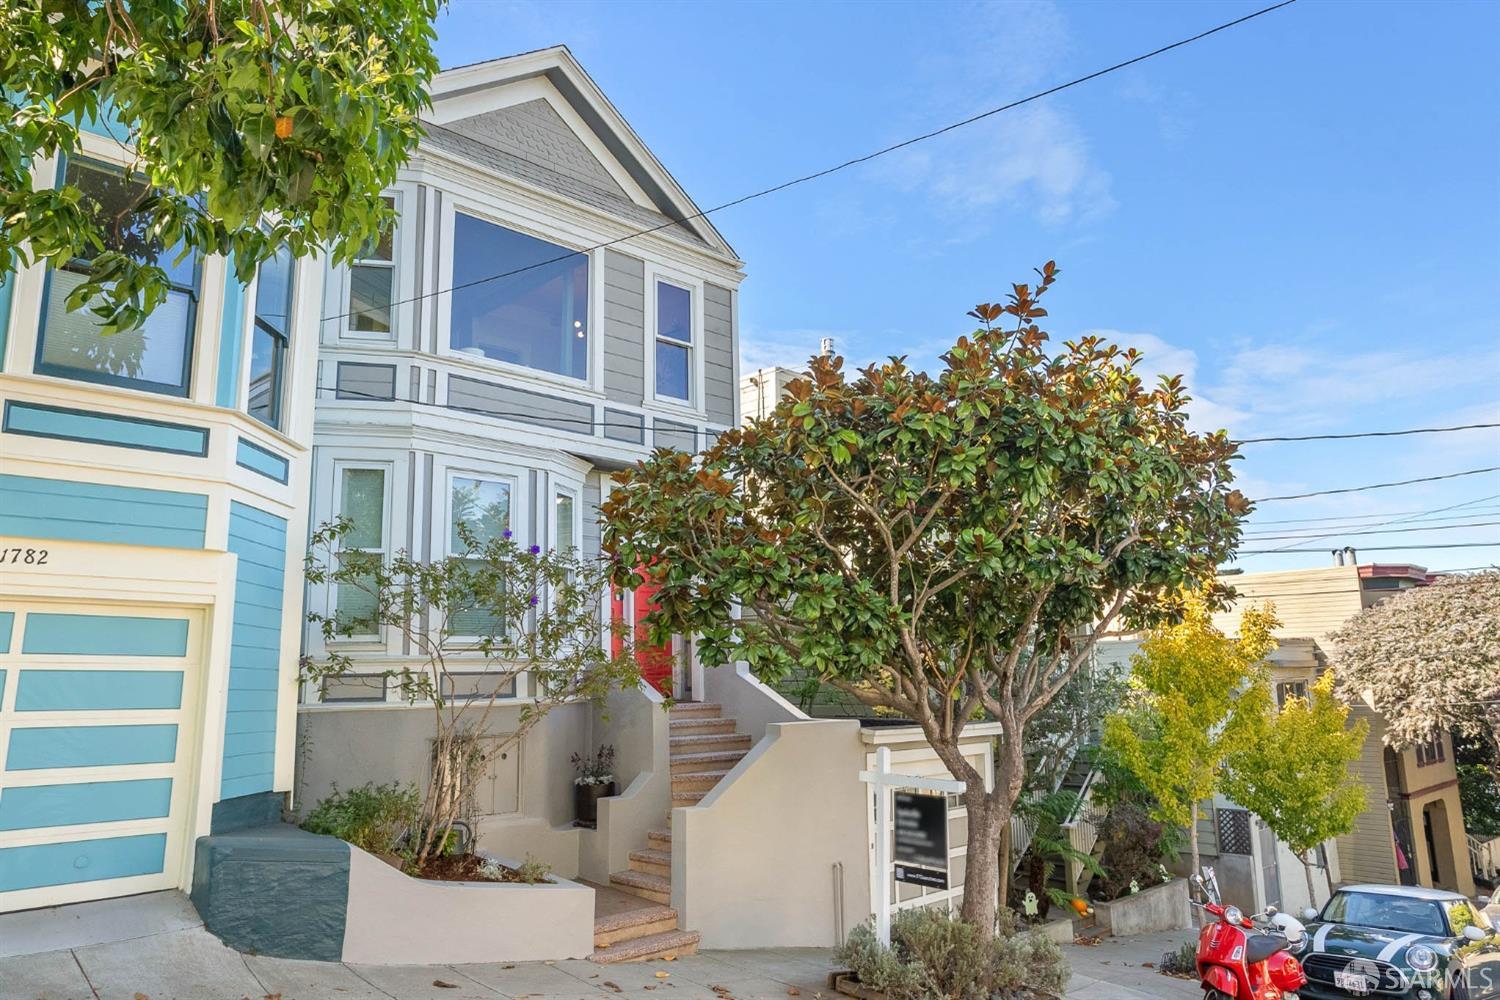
304 519 639 868
1331 571 1500 781
602 265 1246 936
2 0 439 330
1103 599 1277 881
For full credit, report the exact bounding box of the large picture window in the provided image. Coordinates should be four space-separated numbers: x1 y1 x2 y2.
449 214 588 380
348 197 395 335
336 467 387 635
449 475 512 638
37 159 200 396
654 280 692 401
247 247 294 429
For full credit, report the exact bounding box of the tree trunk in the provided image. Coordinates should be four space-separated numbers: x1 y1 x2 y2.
1189 801 1202 925
1324 853 1336 899
962 787 1005 937
1302 850 1318 909
997 811 1013 914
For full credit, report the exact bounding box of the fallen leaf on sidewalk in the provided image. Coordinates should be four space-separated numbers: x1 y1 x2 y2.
135 994 151 1000
655 971 669 979
432 980 458 989
602 981 623 993
788 989 801 996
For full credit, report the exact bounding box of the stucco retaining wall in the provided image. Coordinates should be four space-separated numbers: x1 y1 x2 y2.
341 847 594 964
1094 878 1191 936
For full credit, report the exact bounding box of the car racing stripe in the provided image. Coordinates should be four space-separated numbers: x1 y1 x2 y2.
1313 922 1335 951
1375 932 1424 963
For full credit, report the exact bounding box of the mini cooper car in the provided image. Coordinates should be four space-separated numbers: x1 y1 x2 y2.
1294 884 1498 999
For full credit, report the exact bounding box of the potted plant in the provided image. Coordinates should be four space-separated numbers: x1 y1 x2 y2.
572 744 616 828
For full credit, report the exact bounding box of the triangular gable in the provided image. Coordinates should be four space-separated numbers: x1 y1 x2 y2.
426 46 737 260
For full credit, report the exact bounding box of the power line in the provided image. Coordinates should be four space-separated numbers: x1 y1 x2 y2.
1242 508 1500 537
1244 497 1500 525
1242 520 1500 542
1254 493 1500 555
319 0 1299 324
1237 541 1500 555
1236 420 1500 444
1252 468 1500 503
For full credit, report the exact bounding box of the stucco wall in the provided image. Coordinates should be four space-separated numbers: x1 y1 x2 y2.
675 720 870 949
701 661 807 741
577 682 672 884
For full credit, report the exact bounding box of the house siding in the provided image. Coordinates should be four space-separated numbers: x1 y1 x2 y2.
603 250 646 404
335 362 398 402
703 283 735 426
582 472 603 562
221 502 288 800
449 375 595 433
0 474 208 550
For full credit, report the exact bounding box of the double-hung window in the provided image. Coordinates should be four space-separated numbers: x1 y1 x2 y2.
348 198 395 335
449 213 588 380
654 280 693 402
1415 735 1446 767
449 475 512 638
554 490 577 555
37 158 200 396
247 247 294 429
336 467 388 635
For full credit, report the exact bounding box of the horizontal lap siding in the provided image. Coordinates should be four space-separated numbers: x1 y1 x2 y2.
603 251 645 404
448 375 594 433
583 473 603 562
0 474 207 549
222 502 288 800
703 284 735 426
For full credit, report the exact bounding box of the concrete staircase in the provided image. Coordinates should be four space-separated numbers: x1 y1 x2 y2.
591 702 752 963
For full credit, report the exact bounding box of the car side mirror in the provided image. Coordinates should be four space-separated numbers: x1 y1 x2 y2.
1477 895 1491 909
1303 908 1320 922
1463 925 1486 943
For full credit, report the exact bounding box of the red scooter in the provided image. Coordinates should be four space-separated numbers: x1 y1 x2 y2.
1191 867 1309 1000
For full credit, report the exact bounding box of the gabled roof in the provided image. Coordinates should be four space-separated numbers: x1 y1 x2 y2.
424 46 738 262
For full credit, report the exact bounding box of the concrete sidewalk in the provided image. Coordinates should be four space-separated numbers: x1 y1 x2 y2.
1 892 1204 1000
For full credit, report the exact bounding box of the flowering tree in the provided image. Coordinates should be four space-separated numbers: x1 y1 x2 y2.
2 0 439 331
1221 673 1369 900
303 519 640 867
1331 571 1500 782
1103 598 1277 881
602 264 1247 936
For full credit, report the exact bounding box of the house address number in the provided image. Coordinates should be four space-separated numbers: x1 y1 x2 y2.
0 547 49 565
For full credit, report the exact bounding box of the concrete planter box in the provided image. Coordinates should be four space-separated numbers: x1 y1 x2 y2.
342 847 594 964
1032 915 1076 945
1093 878 1191 937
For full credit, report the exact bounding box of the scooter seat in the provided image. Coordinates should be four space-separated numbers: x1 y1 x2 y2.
1244 933 1288 965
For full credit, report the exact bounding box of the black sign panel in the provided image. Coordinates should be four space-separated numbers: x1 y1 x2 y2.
893 791 949 871
894 863 949 889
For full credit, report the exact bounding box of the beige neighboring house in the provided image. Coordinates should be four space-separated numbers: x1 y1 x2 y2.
740 364 803 422
1215 563 1477 901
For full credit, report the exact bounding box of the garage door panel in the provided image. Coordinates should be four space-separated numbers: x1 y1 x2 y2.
20 614 189 657
0 832 168 892
6 723 179 769
15 670 184 711
0 777 173 830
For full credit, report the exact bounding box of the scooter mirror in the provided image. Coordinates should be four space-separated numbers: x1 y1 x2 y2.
1302 908 1319 922
1463 925 1486 943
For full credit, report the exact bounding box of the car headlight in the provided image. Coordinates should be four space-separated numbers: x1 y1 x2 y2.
1406 944 1437 972
1224 905 1244 925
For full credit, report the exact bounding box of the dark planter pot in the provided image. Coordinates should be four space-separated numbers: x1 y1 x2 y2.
574 781 616 828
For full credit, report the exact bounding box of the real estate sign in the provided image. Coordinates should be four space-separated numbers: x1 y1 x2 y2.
893 791 949 888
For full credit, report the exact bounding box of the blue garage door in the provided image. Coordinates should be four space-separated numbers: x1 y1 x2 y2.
0 605 201 912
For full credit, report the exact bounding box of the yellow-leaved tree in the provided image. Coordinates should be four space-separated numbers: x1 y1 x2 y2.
1221 673 1369 902
1103 596 1278 881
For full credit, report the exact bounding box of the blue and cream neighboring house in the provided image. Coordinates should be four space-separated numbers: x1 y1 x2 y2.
0 115 321 910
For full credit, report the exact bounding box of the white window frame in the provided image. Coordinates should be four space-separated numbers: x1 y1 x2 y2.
330 460 393 643
443 467 523 644
438 200 599 393
340 193 401 343
644 266 706 415
551 485 581 555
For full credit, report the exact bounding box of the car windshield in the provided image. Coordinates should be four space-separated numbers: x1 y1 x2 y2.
1321 891 1448 936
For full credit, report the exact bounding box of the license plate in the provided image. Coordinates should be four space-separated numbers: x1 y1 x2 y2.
1333 969 1374 994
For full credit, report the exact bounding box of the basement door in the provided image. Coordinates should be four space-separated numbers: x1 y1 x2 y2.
0 602 205 913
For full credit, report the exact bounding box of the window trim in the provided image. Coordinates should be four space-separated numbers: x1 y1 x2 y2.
341 193 400 343
441 204 595 390
246 248 297 430
444 468 521 643
552 486 581 555
34 156 201 398
644 266 706 416
331 461 393 641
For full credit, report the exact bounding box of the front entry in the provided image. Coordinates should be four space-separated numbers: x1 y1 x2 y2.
611 572 674 696
0 602 205 912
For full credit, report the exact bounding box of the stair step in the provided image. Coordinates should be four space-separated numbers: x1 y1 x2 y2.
672 789 707 805
668 702 723 718
591 928 700 964
670 748 748 774
647 827 672 847
670 732 752 751
610 869 671 904
629 848 672 876
669 717 736 735
671 769 731 793
593 904 679 948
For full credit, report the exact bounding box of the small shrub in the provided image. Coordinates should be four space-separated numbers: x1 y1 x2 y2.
301 782 419 857
836 908 1069 1000
511 855 554 884
1091 799 1177 901
1158 941 1197 978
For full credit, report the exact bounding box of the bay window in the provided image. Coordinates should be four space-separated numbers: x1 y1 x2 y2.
247 247 294 429
449 474 512 637
654 279 692 401
36 158 200 396
449 213 588 380
348 198 395 335
335 467 388 635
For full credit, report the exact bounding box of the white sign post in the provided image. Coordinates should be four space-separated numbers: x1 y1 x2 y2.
859 745 966 946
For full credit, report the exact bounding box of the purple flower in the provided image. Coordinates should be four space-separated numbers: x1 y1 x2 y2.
502 529 513 539
529 544 541 555
529 595 539 606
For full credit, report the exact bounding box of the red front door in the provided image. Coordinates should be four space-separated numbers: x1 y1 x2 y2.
612 570 674 695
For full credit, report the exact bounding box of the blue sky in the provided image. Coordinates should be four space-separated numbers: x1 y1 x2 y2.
433 0 1500 574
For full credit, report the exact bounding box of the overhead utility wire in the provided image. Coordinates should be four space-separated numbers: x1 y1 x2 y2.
1238 541 1500 555
318 0 1299 324
1257 491 1500 555
1245 497 1500 525
1242 520 1500 542
1242 494 1500 539
1235 420 1500 444
1253 468 1500 503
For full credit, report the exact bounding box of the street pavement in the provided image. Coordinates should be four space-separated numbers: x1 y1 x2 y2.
0 892 1205 1000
